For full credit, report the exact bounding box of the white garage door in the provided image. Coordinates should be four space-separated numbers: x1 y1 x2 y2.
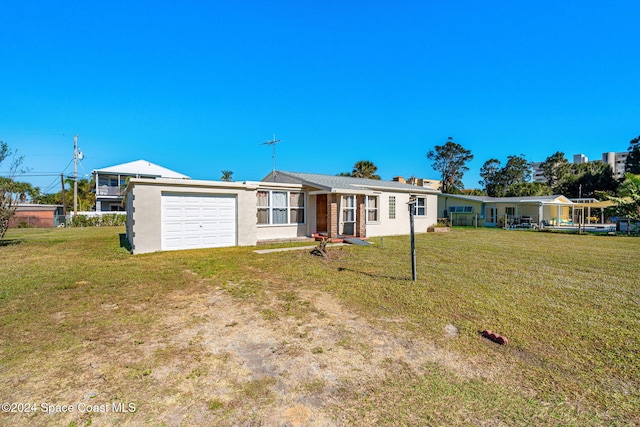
161 193 236 251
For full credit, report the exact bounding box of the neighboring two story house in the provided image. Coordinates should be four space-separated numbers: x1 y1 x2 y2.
93 160 190 212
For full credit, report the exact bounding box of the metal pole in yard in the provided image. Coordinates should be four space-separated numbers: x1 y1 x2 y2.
408 197 417 282
73 135 78 218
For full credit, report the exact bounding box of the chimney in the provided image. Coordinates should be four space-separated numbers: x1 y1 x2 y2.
392 176 405 184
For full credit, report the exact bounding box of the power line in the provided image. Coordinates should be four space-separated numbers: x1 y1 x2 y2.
0 172 63 176
0 131 69 136
60 158 74 174
41 176 61 193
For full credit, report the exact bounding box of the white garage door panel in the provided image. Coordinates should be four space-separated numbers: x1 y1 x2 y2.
184 222 202 233
163 207 183 219
161 194 237 250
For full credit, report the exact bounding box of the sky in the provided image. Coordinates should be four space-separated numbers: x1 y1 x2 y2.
1 0 639 194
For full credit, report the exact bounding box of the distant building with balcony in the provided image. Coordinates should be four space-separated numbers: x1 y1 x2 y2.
93 160 190 212
602 151 628 179
531 162 547 183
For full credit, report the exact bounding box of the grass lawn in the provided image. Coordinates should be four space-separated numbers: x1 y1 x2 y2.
1 226 638 426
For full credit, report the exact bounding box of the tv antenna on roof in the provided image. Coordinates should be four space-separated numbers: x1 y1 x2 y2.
262 134 281 174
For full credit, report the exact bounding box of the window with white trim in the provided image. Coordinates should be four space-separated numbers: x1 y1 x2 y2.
342 195 356 223
416 197 426 216
366 195 379 222
257 190 305 225
389 196 396 219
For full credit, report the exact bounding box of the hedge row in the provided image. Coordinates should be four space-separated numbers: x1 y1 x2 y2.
68 214 126 227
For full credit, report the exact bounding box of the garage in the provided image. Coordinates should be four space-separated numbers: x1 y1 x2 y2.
161 193 236 251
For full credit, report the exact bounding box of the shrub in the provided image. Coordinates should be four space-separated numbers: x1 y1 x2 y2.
68 214 126 227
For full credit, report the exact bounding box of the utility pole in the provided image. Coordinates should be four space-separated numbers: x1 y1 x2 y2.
60 173 67 218
262 134 281 175
73 135 78 217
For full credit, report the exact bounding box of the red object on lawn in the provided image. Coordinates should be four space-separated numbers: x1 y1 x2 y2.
481 330 508 345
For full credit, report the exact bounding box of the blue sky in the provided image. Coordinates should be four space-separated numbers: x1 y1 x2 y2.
1 1 638 194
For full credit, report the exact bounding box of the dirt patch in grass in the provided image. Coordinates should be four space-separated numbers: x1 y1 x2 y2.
1 272 484 426
144 282 487 425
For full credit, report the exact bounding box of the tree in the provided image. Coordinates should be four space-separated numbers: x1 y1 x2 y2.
461 189 488 196
625 135 640 174
32 192 60 205
339 160 381 180
427 137 473 193
220 170 233 182
479 158 502 196
599 173 640 222
0 142 37 239
539 151 571 190
553 161 619 199
479 154 531 197
501 155 532 186
504 182 552 197
63 177 96 212
571 162 618 198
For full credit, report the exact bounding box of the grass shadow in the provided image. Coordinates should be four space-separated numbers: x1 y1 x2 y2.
337 266 409 281
0 238 24 247
119 233 132 252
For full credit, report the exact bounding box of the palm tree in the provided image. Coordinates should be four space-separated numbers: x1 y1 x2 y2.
64 177 96 211
600 173 640 221
220 170 233 182
348 160 381 180
597 173 640 235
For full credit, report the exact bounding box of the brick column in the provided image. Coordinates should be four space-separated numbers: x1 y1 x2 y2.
356 195 366 238
328 194 338 239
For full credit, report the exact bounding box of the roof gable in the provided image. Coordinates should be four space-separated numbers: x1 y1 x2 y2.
93 160 190 179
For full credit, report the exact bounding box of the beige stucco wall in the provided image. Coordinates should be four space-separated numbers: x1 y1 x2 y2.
256 224 308 241
366 192 438 237
126 179 258 254
126 179 440 253
438 196 484 224
543 205 571 222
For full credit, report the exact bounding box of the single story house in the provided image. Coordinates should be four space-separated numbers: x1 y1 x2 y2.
125 171 439 254
9 204 65 228
437 194 575 227
93 159 190 212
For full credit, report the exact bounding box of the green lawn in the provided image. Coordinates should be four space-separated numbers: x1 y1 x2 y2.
1 227 638 425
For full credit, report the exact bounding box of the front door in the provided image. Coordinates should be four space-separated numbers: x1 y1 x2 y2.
487 207 497 225
316 194 328 233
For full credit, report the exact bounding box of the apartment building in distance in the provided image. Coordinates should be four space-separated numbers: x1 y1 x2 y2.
532 151 628 183
601 151 628 179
